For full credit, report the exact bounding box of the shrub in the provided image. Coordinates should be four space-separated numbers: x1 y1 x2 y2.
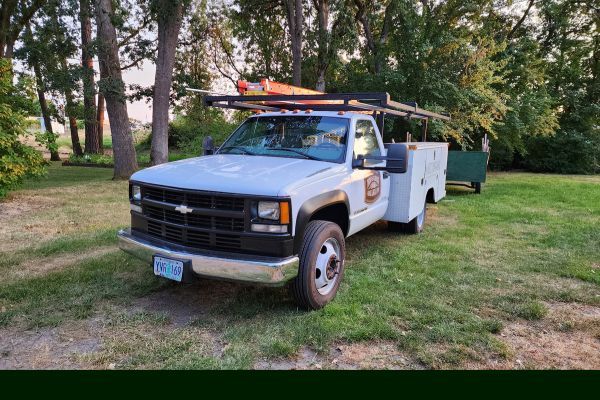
0 59 45 198
523 130 600 174
168 107 239 155
68 153 114 166
488 138 515 171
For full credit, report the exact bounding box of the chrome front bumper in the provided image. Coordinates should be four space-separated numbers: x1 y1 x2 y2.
117 229 299 285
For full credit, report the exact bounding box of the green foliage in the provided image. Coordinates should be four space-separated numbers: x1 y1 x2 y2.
227 0 292 82
0 59 46 198
169 103 238 153
212 0 598 174
68 153 114 166
522 130 600 174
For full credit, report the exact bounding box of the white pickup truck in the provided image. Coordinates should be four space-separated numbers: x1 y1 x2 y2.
118 96 449 310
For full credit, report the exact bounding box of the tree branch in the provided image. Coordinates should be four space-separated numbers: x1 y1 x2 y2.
507 0 535 40
118 14 151 48
211 44 237 87
353 0 375 52
120 55 145 70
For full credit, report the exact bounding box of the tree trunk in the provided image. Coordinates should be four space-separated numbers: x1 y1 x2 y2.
150 0 185 166
64 86 83 156
95 0 138 179
284 0 303 86
80 0 100 154
314 0 329 92
96 93 105 154
58 57 83 156
32 59 60 161
67 115 82 156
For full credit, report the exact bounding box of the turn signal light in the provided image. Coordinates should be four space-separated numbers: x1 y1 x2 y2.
280 202 290 224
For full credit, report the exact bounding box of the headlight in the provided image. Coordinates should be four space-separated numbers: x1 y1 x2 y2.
258 201 280 220
132 185 142 202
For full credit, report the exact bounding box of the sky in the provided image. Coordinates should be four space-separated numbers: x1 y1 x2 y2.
122 60 237 123
123 60 155 123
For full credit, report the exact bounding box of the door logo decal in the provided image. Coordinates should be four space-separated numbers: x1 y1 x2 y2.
364 173 381 203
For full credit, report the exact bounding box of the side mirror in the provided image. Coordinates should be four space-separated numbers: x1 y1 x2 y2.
353 144 408 174
384 143 408 174
202 136 214 156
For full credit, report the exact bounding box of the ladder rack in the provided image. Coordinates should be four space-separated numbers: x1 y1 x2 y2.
203 92 451 122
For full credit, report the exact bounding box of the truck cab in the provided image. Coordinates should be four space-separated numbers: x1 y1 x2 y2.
119 95 449 310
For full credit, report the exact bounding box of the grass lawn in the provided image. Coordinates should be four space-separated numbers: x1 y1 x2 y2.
0 163 598 369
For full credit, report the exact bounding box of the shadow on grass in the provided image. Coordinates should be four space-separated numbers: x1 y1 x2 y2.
20 163 115 191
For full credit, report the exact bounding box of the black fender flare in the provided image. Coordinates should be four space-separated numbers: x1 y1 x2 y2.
293 190 350 254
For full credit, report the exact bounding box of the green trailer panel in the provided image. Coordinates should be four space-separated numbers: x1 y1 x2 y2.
446 151 489 183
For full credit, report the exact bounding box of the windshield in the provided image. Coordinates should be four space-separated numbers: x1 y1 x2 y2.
218 115 349 163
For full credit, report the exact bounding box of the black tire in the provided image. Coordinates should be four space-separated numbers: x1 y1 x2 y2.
405 200 427 234
290 220 346 310
474 182 482 194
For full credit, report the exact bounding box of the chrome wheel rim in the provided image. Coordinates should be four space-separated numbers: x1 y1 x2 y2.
417 204 426 228
314 238 341 296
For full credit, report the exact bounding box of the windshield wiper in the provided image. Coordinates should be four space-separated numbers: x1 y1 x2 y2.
219 146 257 155
265 147 325 161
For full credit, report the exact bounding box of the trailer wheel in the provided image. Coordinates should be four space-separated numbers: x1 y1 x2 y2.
474 182 482 194
405 200 427 234
291 220 346 310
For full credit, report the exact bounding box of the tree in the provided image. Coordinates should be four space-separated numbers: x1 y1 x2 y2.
32 53 60 161
16 0 86 158
227 0 291 84
0 58 45 197
79 0 100 154
283 0 303 85
20 24 61 160
59 57 84 156
149 0 187 165
352 0 397 74
46 1 84 156
0 0 47 59
308 0 355 91
95 0 138 178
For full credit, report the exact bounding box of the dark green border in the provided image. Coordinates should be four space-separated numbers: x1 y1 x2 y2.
1 371 598 397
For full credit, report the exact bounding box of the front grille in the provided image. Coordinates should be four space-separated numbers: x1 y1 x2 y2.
143 186 244 211
139 185 246 252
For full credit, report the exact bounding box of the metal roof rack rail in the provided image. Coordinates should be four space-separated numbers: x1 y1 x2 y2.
200 92 450 121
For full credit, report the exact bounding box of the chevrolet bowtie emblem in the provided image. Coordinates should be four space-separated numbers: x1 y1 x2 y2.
175 205 193 214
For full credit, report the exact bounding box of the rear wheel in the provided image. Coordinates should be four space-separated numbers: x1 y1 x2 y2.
388 200 427 234
405 200 427 234
291 220 346 310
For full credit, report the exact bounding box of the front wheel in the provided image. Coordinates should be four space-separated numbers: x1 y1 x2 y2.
291 220 346 310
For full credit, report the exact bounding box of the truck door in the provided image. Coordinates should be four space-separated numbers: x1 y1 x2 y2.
347 118 391 235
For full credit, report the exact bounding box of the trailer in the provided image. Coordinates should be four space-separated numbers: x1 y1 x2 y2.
446 135 490 194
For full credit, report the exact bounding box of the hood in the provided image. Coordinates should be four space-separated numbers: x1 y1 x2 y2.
130 155 344 196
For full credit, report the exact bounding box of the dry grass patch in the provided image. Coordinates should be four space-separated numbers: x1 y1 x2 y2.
5 246 119 282
255 341 420 370
0 319 101 369
0 183 128 253
467 302 600 369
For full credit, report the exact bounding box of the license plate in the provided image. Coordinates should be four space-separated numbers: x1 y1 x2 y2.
153 256 184 282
